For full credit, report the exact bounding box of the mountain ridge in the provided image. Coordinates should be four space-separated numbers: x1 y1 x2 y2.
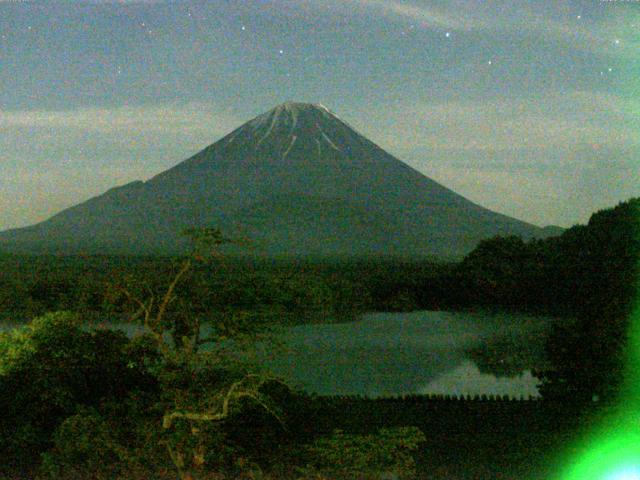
0 102 559 257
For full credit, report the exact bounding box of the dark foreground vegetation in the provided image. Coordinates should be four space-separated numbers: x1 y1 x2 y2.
0 198 638 478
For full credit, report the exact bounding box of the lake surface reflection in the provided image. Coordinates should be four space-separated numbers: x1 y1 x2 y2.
264 310 546 398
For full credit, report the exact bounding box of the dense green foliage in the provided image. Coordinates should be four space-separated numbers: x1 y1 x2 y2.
457 199 639 405
0 311 430 479
0 312 158 474
0 254 454 325
538 199 639 405
457 199 638 314
299 427 426 479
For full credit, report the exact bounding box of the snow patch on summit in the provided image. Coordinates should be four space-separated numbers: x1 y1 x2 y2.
247 102 346 150
257 108 283 145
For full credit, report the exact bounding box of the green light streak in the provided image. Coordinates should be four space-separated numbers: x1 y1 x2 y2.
557 304 640 480
560 418 640 480
606 467 640 480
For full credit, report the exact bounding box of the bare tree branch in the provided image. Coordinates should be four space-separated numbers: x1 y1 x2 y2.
156 259 192 327
120 288 150 322
162 374 286 430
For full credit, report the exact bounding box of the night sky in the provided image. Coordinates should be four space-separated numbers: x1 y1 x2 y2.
1 0 638 231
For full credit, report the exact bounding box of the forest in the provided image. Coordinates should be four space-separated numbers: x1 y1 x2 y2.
0 197 638 479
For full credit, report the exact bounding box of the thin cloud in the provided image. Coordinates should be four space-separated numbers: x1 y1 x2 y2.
0 102 245 230
318 0 637 59
357 90 639 153
311 0 493 31
0 103 241 137
342 0 488 31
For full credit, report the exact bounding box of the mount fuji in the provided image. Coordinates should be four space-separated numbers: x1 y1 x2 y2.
0 102 558 257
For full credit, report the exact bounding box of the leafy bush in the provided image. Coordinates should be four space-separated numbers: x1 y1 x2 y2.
40 408 128 479
0 312 156 470
299 427 426 479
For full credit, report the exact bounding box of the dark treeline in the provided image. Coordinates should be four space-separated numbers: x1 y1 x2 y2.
0 253 455 324
455 199 639 316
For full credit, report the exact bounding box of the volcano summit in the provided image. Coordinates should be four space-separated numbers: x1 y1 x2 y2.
0 102 556 257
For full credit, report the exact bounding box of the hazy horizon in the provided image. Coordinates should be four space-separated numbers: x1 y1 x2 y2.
1 0 638 231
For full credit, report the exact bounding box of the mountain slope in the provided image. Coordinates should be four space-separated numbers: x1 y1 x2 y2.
0 102 557 257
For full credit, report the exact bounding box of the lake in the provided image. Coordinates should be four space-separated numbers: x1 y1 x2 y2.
265 310 547 398
0 310 549 399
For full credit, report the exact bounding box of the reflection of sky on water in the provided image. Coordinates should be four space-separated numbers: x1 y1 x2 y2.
267 344 466 397
265 310 545 398
421 360 540 398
